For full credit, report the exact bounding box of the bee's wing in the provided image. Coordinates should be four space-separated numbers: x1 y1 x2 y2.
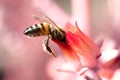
32 12 61 31
32 15 43 22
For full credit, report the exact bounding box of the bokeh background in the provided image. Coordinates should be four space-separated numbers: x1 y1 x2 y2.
0 0 120 80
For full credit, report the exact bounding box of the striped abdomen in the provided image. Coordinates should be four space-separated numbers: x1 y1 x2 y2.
24 22 51 37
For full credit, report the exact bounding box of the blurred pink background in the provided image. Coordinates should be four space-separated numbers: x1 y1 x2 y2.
0 0 120 80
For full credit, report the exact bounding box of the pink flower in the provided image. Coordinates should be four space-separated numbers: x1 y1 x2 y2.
1 0 120 80
97 38 120 80
52 22 101 73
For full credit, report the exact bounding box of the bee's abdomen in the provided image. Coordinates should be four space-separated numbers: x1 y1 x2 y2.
24 24 41 37
24 22 51 37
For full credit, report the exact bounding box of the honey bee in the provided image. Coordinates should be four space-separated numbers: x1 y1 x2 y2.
23 13 66 57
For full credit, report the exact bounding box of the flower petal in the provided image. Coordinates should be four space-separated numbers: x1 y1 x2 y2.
53 22 101 69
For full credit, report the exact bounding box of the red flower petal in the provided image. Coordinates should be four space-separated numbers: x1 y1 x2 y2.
53 22 101 69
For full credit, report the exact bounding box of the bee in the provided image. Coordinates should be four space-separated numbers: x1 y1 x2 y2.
23 13 66 57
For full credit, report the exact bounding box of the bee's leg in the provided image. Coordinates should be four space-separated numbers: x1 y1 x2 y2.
42 35 57 57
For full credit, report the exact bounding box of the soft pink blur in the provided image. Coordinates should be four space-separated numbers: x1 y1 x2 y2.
0 0 120 80
71 0 90 35
0 0 89 80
